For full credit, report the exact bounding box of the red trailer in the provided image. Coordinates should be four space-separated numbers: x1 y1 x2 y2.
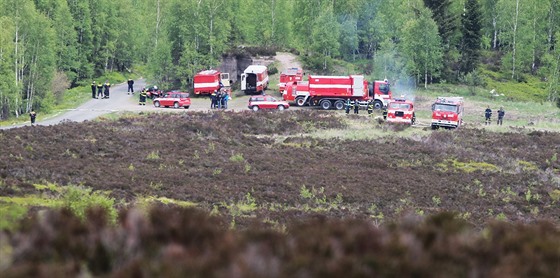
278 67 303 92
193 70 230 95
241 65 269 94
282 75 391 110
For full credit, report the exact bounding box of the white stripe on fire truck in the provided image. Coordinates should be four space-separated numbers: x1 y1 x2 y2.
194 82 219 88
308 84 352 89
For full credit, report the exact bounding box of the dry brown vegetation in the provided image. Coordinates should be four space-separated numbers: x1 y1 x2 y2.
1 110 560 276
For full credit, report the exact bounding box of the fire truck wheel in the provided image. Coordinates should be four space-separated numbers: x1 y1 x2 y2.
154 101 161 108
277 105 285 111
320 100 332 110
252 105 259 111
334 100 345 110
295 97 306 107
374 100 383 109
173 102 180 109
431 124 438 130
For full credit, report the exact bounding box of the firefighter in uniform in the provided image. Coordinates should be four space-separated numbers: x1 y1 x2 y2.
382 106 388 120
345 99 351 114
91 81 97 98
353 100 359 114
210 91 217 109
497 107 505 125
139 89 147 105
103 81 111 99
367 100 374 115
127 79 134 94
484 106 492 125
29 109 37 126
97 82 103 99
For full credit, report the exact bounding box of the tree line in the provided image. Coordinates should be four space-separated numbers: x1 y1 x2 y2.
1 0 559 119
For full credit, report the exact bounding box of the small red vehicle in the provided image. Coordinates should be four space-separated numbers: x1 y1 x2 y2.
153 91 191 109
386 98 415 125
431 97 464 129
248 95 290 111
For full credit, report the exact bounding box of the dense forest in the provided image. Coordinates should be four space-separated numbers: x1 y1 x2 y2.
1 0 560 119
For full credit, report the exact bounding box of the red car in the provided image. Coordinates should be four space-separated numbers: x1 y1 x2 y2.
248 95 290 111
153 91 191 109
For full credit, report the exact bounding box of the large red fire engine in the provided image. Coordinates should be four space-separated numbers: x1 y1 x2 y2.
282 76 392 110
431 97 464 129
193 70 230 95
241 65 269 94
278 67 303 92
386 98 415 124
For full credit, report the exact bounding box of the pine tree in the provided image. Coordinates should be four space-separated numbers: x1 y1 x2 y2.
459 0 483 74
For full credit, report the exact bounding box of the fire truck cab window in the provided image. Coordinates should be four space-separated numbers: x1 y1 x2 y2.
390 103 410 110
433 104 458 112
378 83 390 94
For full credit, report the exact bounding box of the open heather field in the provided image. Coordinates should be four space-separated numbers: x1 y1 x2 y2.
1 110 560 276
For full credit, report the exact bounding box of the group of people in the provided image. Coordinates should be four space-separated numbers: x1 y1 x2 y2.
345 99 375 115
210 89 230 109
91 81 112 99
484 106 506 125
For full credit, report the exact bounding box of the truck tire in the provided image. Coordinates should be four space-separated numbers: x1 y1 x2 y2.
431 124 438 130
334 100 345 110
374 100 383 109
295 97 307 107
320 100 332 110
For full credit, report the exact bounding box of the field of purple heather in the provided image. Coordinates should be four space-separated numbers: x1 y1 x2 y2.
1 110 560 276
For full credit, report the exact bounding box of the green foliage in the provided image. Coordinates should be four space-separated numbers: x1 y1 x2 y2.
62 185 117 223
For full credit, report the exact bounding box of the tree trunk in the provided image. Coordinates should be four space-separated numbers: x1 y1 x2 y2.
155 0 161 47
511 0 519 79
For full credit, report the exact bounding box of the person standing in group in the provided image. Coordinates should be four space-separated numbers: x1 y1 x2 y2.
103 80 111 99
484 105 492 125
210 91 217 109
497 107 505 125
367 100 374 115
223 92 230 109
345 99 351 114
353 100 359 114
139 89 147 105
91 81 97 98
29 109 37 126
127 78 134 94
97 82 103 99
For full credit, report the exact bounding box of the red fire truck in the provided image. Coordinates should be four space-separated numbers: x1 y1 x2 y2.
193 70 231 95
282 76 392 110
431 97 464 129
386 98 415 124
278 67 303 92
241 65 269 94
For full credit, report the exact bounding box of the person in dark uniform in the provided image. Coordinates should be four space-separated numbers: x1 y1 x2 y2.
29 109 37 126
97 82 103 99
103 80 111 99
367 100 374 115
210 91 217 109
497 107 505 125
345 99 351 114
484 106 492 125
91 81 97 98
353 100 359 114
127 79 134 94
382 106 388 120
139 89 147 105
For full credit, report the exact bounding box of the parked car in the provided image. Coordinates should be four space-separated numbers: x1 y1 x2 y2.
153 91 191 109
248 95 290 111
